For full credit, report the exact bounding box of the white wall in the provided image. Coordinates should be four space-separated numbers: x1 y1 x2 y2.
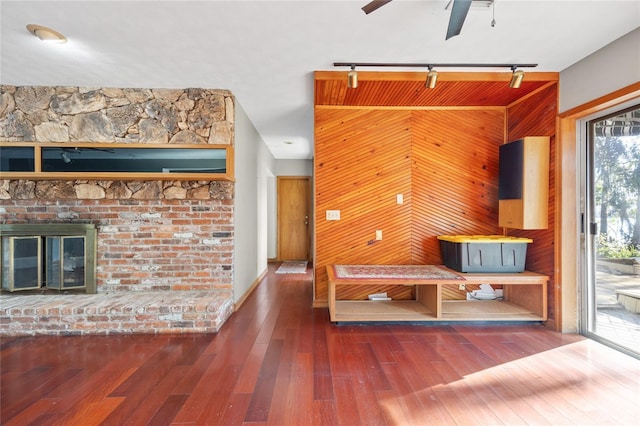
275 159 313 176
233 100 276 303
560 28 640 113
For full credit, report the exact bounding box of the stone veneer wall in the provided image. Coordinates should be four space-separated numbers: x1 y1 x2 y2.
0 85 235 296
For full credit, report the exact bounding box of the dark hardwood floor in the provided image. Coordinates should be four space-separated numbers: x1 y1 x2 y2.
2 263 640 425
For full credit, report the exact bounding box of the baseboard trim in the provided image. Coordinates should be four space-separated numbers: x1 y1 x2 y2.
234 268 268 311
312 300 328 308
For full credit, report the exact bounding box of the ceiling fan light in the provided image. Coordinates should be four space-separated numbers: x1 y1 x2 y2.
348 65 358 89
425 68 438 89
26 24 67 43
510 69 525 88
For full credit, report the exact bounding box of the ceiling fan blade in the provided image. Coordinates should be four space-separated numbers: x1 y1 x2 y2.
362 0 393 15
445 0 472 40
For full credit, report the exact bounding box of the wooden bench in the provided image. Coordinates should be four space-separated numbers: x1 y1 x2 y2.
327 264 548 323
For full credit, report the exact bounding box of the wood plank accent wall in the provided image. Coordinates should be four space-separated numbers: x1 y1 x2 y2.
315 109 413 302
314 107 506 304
506 83 559 324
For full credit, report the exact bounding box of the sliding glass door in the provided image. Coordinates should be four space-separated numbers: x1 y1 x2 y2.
583 104 640 358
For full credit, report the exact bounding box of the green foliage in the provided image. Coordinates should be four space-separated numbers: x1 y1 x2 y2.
597 234 640 259
593 130 640 246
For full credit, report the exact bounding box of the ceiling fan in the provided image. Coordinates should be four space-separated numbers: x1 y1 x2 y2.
361 0 487 40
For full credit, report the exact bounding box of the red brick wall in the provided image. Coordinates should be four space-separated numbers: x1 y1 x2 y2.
1 197 234 293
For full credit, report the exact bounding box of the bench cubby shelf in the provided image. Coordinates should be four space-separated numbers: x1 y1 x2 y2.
326 265 548 323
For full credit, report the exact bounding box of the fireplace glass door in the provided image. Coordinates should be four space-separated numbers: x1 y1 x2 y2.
0 224 96 293
1 236 42 291
46 236 86 290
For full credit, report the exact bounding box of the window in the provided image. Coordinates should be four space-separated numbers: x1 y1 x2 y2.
0 143 233 181
0 146 35 172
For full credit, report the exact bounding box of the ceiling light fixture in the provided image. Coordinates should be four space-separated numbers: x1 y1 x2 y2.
60 151 72 164
425 66 438 89
26 24 67 43
347 65 358 89
509 66 525 89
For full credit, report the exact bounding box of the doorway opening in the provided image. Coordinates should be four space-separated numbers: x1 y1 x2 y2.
582 103 640 358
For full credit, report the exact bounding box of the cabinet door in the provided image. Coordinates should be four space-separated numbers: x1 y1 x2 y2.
498 136 549 229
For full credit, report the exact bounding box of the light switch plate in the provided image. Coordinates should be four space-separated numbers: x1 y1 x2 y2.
326 210 340 220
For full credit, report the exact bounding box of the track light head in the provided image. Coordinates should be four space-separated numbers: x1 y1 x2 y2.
60 151 72 164
425 66 438 89
347 65 358 89
509 66 524 89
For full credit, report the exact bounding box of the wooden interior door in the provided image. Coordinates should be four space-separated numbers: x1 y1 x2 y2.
277 176 310 261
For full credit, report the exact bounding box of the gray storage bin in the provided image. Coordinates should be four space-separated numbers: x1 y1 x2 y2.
438 235 532 273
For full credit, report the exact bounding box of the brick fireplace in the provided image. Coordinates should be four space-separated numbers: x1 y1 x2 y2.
0 86 236 335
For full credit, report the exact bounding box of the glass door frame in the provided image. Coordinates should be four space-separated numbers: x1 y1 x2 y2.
578 100 640 360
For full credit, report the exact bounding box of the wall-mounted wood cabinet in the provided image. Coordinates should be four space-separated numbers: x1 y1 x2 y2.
498 136 550 229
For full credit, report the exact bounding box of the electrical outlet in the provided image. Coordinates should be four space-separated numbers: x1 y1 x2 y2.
459 284 466 291
375 230 382 240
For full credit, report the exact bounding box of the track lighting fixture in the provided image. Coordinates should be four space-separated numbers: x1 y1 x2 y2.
334 63 537 88
60 151 72 164
509 66 525 89
425 66 438 89
347 65 358 89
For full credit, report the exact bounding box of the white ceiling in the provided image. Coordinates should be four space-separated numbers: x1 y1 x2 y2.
1 1 639 159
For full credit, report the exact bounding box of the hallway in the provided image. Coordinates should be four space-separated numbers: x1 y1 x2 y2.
2 263 640 425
